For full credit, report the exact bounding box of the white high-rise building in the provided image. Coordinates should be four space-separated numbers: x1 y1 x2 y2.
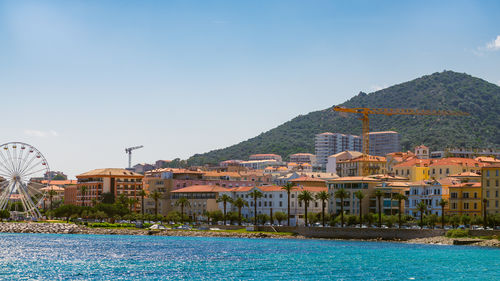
315 132 362 169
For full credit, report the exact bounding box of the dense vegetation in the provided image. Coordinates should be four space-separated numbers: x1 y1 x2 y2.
188 71 500 165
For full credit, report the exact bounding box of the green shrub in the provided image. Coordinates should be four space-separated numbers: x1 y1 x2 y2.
445 229 469 238
88 222 135 228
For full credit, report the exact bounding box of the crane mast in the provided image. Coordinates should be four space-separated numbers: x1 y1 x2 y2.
125 145 144 169
332 106 469 176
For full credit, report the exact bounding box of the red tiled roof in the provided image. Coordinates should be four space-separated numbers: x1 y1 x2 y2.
484 163 500 168
330 176 380 182
171 185 231 193
41 180 77 185
289 176 326 182
449 172 481 177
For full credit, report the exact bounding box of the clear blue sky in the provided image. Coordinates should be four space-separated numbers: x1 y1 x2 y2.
1 0 499 178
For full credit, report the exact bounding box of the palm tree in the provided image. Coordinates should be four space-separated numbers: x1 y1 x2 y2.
315 191 330 227
48 189 57 210
233 197 248 225
439 199 448 229
138 189 147 216
298 190 314 226
250 189 263 225
216 194 233 225
417 201 428 229
79 185 88 207
149 191 163 216
175 197 191 223
281 182 296 226
393 193 408 229
375 189 383 228
127 198 139 212
334 188 349 227
354 191 365 227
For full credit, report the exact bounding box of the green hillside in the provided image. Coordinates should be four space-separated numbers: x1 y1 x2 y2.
188 71 500 165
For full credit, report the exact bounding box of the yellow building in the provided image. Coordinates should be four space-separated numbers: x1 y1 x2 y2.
482 163 500 214
392 158 429 182
448 182 482 216
429 158 485 180
336 155 387 177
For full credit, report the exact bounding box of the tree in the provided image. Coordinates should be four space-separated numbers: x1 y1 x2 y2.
79 185 88 207
375 189 383 228
354 191 365 227
315 191 330 227
127 198 139 213
335 188 349 227
426 214 438 229
416 201 428 229
249 189 263 225
0 209 10 221
175 197 191 223
166 211 181 223
233 197 248 226
48 189 58 211
393 193 408 229
138 190 147 216
149 191 163 216
273 211 287 225
460 214 471 226
257 214 270 225
216 194 233 225
281 182 296 226
449 214 460 228
298 190 314 226
438 199 448 229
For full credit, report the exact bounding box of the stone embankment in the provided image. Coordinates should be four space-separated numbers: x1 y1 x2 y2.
0 223 299 239
406 236 500 247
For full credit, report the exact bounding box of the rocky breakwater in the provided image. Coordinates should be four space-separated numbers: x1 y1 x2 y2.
0 222 81 234
152 229 301 239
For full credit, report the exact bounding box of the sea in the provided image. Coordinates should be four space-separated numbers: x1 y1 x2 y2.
0 233 498 280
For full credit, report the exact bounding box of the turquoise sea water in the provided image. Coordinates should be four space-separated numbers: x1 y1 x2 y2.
0 233 498 280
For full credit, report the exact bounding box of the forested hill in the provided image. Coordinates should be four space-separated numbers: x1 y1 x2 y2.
188 71 500 165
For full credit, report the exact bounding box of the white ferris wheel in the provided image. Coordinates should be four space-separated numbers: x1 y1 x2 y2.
0 142 50 218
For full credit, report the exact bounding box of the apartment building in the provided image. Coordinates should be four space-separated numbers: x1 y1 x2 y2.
326 151 363 174
222 185 326 226
482 163 500 214
448 182 482 216
336 155 387 177
75 168 144 209
327 176 380 216
368 131 401 156
407 180 449 217
170 185 228 220
289 153 317 167
315 132 362 169
248 154 283 163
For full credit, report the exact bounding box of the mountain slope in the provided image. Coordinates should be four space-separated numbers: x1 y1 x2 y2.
188 71 500 165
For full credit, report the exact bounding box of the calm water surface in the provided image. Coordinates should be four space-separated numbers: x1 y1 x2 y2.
0 233 498 280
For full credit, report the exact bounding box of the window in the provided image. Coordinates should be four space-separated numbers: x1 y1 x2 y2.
279 201 282 207
439 169 442 174
264 202 267 207
496 180 499 187
451 203 457 209
487 180 490 187
487 191 490 198
473 203 477 209
487 170 490 177
279 194 283 198
432 168 435 174
474 192 478 199
451 192 458 199
463 192 469 199
464 203 469 210
446 168 449 174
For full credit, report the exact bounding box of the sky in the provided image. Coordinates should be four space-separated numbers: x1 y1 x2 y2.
0 0 499 178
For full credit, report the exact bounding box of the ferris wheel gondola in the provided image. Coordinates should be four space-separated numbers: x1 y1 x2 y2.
0 142 50 219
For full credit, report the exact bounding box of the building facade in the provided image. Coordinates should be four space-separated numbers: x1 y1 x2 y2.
368 131 401 156
448 182 482 217
289 153 317 167
482 163 500 214
75 168 144 209
315 132 362 169
407 180 448 217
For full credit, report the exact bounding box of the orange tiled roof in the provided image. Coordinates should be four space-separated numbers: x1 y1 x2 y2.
250 154 281 157
428 157 485 167
77 168 143 178
393 158 432 168
290 153 315 157
330 176 380 182
450 182 481 188
289 176 326 182
171 185 231 193
41 180 77 185
449 172 481 177
484 163 500 168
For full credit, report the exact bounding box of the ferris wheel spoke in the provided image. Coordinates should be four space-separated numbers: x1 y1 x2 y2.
12 146 18 174
18 154 39 177
0 150 14 175
15 147 25 175
4 147 18 174
20 160 43 178
0 182 14 210
21 167 47 180
20 183 42 217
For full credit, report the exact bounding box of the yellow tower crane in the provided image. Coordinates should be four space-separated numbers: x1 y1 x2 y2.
332 106 469 176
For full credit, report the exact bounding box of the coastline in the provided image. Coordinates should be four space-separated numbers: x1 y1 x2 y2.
0 222 499 248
